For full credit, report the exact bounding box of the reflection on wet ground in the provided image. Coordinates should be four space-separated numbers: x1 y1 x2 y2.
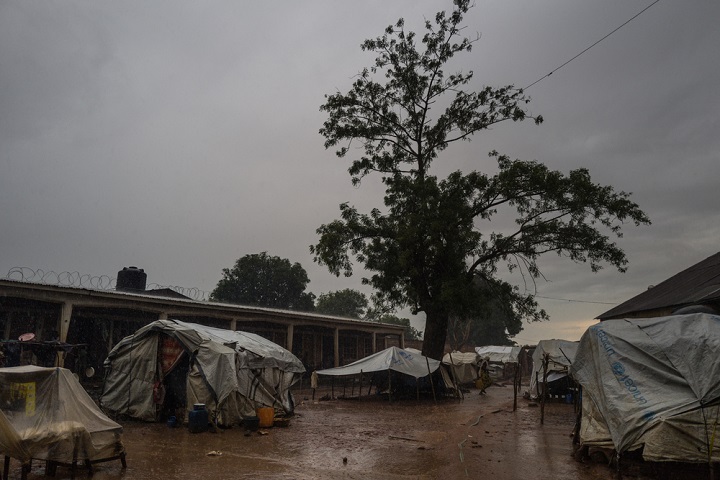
8 384 620 479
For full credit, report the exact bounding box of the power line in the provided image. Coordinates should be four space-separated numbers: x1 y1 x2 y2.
523 0 661 90
534 294 616 305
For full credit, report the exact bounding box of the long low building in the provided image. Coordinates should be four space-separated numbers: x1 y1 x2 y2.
0 270 405 376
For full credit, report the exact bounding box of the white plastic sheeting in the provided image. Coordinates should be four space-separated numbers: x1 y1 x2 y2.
528 339 578 396
316 346 439 378
101 320 304 425
442 351 482 384
0 366 124 465
474 346 521 364
571 314 720 462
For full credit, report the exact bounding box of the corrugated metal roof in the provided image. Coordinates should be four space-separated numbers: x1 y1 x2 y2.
598 252 720 319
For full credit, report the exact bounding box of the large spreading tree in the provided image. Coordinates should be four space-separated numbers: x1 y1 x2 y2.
210 252 315 311
311 0 650 360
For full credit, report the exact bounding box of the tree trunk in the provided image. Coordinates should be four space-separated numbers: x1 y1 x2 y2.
421 309 449 360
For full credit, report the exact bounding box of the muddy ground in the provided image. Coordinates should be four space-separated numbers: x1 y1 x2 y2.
7 382 684 479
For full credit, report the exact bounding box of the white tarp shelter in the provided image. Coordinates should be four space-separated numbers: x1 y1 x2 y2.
529 339 578 396
101 320 305 426
0 366 125 468
442 351 482 384
474 345 521 365
571 313 720 462
316 346 440 378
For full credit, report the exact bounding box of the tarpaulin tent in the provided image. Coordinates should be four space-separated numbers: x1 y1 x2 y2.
475 345 522 380
100 320 305 426
474 346 521 365
0 366 125 476
442 351 482 384
529 339 578 398
317 347 440 378
571 314 720 463
316 347 454 398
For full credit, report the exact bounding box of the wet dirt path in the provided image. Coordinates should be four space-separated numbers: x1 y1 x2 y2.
9 384 618 479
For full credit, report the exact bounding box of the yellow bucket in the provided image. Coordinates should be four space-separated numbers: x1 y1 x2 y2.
256 407 274 428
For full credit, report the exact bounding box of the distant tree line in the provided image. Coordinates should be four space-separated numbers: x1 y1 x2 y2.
210 252 424 340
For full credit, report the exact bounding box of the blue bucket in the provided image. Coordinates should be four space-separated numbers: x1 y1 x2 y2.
188 404 209 433
243 416 260 432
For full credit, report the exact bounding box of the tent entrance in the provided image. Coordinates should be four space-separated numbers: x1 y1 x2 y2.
157 334 189 421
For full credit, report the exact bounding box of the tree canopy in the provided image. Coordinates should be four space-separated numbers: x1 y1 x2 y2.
210 252 315 311
315 288 369 319
368 313 423 341
447 277 536 350
312 0 650 360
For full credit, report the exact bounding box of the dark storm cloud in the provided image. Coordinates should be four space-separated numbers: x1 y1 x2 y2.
1 0 718 342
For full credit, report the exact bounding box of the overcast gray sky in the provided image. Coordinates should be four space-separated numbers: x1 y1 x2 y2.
2 1 718 344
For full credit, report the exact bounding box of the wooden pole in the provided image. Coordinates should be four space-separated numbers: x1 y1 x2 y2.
358 370 363 399
513 362 518 412
388 369 392 403
426 356 437 403
416 377 420 402
448 352 462 400
540 353 549 425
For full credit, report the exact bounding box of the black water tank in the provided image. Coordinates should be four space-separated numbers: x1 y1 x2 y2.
116 266 147 291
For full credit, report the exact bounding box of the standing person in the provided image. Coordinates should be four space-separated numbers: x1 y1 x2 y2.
311 370 319 400
478 360 492 395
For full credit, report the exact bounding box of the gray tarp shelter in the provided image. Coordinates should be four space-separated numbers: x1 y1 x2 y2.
317 346 440 378
475 345 522 379
0 366 125 475
442 351 482 384
571 313 720 462
528 339 578 397
316 346 455 396
474 346 521 365
100 320 305 426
